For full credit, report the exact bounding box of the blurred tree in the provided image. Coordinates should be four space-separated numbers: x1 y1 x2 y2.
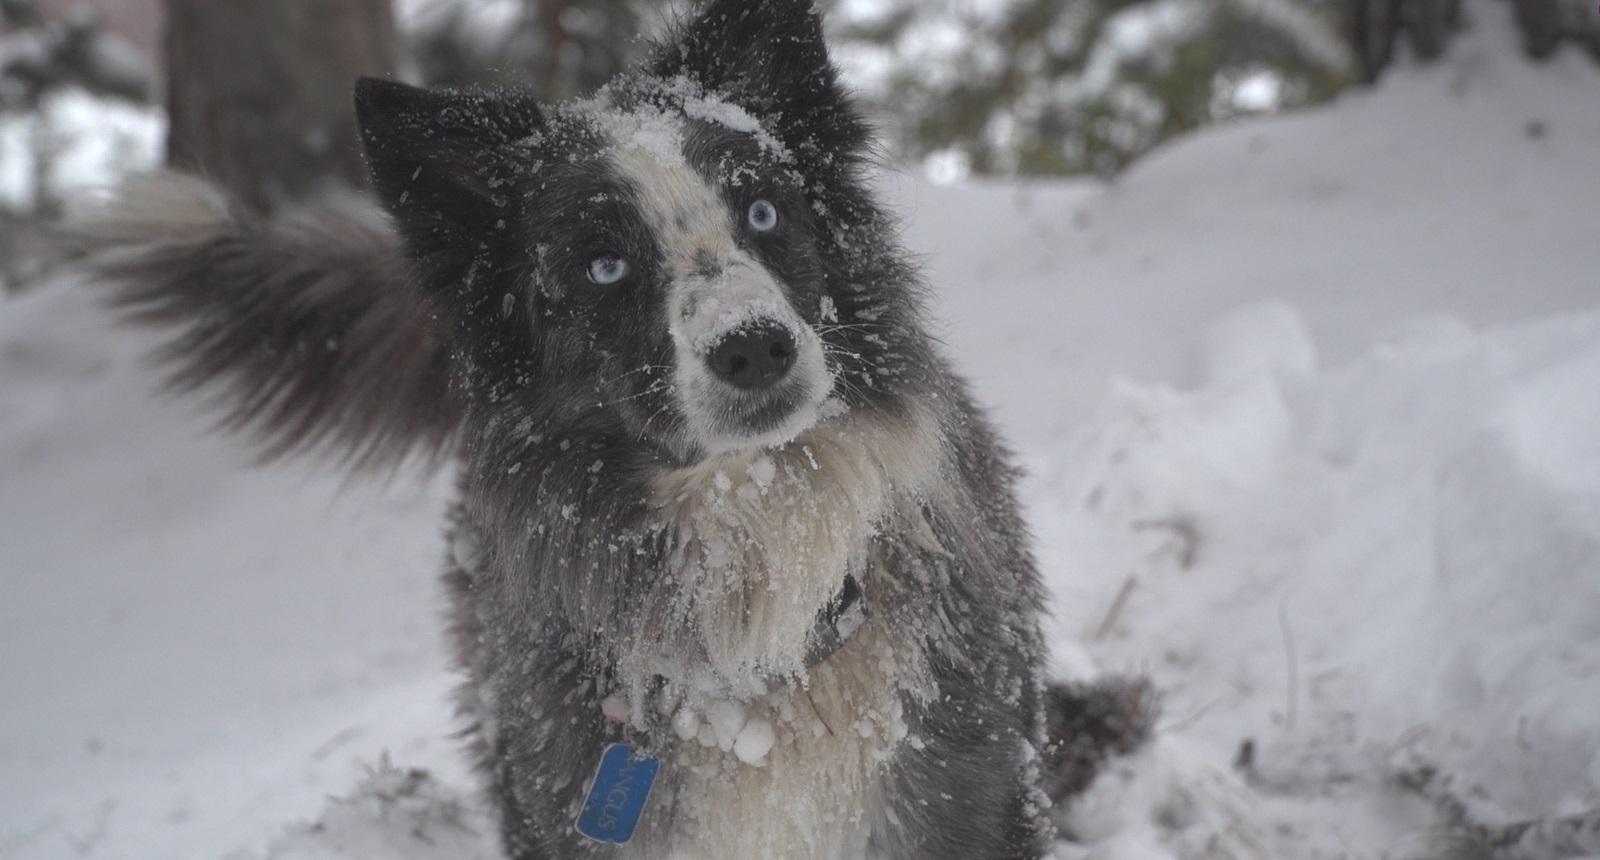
1 0 152 109
402 0 683 98
830 0 1351 178
1346 0 1462 81
164 0 396 212
1 0 154 289
1509 0 1600 61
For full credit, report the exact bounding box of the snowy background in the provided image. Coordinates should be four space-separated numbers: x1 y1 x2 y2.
3 4 1600 858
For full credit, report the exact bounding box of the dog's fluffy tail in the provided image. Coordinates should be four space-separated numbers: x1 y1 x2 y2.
73 173 461 472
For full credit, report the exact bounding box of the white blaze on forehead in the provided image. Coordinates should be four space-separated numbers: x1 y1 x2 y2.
587 76 790 160
603 113 803 354
610 141 742 282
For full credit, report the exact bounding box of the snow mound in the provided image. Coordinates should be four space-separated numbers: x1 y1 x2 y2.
1040 305 1600 856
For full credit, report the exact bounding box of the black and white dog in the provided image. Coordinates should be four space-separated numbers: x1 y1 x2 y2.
80 1 1154 856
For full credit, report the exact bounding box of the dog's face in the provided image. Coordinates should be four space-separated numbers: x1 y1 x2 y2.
357 0 920 464
512 93 838 457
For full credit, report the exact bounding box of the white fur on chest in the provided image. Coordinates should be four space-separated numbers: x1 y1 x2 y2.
623 617 926 860
633 409 942 695
611 410 944 858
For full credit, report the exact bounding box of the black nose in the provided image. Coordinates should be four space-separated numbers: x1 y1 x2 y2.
707 322 797 390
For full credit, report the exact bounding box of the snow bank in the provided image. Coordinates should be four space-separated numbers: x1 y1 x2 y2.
896 3 1600 854
1040 304 1600 856
0 283 463 859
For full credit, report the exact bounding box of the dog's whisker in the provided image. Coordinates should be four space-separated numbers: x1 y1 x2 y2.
598 363 672 388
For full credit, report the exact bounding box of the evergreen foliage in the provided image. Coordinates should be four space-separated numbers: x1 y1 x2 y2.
0 0 151 110
828 0 1352 177
402 0 687 98
0 0 155 288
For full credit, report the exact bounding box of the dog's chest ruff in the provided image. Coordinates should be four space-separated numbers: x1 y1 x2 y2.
636 410 941 693
601 412 942 860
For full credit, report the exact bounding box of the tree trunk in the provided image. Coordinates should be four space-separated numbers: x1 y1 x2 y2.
164 0 395 212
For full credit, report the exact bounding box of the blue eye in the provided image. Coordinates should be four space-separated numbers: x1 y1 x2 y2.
587 254 630 285
748 199 779 232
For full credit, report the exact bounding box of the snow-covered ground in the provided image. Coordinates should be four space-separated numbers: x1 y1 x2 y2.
4 4 1599 858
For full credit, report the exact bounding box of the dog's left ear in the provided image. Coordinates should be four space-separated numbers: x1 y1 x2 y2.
655 0 867 160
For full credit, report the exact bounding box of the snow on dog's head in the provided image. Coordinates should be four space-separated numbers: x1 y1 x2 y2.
353 0 927 465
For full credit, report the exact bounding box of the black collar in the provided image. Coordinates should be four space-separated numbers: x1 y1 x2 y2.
803 574 867 668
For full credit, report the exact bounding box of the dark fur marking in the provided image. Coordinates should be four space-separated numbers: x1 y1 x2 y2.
691 248 724 280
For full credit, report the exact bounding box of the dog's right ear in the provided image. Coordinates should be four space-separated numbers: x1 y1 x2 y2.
354 78 543 278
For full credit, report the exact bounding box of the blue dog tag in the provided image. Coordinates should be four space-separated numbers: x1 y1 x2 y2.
575 743 660 844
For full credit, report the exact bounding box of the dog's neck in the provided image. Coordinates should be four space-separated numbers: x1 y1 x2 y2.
623 406 942 699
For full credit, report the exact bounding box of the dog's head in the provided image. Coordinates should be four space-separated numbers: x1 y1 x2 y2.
355 0 928 464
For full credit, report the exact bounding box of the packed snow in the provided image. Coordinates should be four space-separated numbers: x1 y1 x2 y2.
4 4 1600 858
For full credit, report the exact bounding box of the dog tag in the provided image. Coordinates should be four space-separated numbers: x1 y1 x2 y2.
575 743 660 844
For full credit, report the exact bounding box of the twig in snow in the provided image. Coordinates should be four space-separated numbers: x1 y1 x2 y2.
1278 601 1299 732
1395 763 1600 860
801 686 836 737
1094 574 1138 641
311 725 363 761
1161 695 1222 734
1132 516 1201 569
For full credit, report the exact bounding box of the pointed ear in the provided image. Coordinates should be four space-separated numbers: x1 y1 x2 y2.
354 77 543 269
654 0 867 160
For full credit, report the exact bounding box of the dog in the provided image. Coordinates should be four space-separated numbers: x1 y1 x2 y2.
76 1 1156 856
